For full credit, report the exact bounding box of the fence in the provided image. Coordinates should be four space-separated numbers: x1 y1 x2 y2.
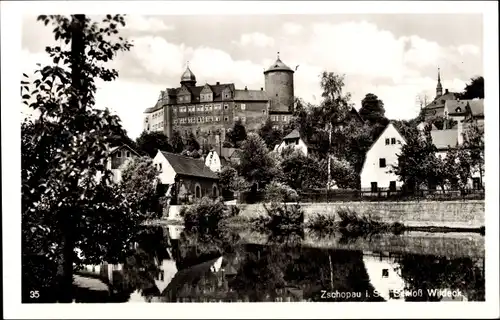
237 188 484 204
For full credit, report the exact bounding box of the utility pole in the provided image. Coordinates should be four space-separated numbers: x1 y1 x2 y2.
326 123 332 203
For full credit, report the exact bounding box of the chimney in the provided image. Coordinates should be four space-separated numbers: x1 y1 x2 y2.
445 89 449 94
216 81 220 85
457 120 464 145
244 86 247 91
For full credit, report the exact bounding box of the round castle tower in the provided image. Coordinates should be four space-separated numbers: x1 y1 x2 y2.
264 53 295 113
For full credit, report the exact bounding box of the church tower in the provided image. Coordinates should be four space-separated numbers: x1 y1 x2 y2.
436 67 443 98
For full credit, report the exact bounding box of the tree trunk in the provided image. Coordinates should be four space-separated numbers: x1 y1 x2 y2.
59 14 86 303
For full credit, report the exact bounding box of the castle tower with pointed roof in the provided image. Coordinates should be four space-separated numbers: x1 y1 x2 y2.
264 52 295 114
180 62 197 87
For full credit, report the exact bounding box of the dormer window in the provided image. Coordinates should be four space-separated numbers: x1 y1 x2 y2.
456 107 462 113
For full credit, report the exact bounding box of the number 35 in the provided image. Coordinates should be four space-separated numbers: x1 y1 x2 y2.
30 290 40 299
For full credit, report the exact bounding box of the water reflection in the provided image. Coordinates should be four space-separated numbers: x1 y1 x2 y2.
86 225 484 302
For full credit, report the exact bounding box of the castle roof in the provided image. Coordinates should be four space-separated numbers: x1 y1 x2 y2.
424 91 459 110
264 57 294 74
180 66 196 83
234 89 269 101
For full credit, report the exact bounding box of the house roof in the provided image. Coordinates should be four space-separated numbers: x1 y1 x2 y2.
445 99 484 116
424 91 459 110
233 89 269 101
159 151 218 180
430 129 458 150
348 107 364 123
109 144 141 157
283 129 301 140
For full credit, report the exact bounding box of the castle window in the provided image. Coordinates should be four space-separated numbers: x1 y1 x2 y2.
206 116 211 122
215 104 222 110
173 119 178 124
282 115 286 121
117 151 122 158
262 109 266 114
224 116 229 122
385 138 390 145
197 117 201 123
200 117 204 123
391 138 396 145
215 116 220 122
224 104 229 110
241 103 246 110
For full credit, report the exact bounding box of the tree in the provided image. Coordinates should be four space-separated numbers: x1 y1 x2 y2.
359 93 388 125
227 119 247 148
170 130 184 153
119 156 166 218
279 149 326 191
320 71 353 127
462 122 484 186
218 166 250 194
21 14 137 302
135 131 172 157
257 117 283 150
459 76 484 100
186 132 200 152
237 133 283 188
391 128 445 191
328 156 358 189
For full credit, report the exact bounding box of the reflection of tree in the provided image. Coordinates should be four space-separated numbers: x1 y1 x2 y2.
121 226 170 296
228 244 381 302
398 254 485 301
175 229 240 271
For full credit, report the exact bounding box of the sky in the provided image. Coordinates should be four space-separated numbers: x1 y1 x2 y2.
20 13 483 139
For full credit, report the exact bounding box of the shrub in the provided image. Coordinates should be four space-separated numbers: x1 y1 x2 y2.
179 197 231 233
306 213 337 231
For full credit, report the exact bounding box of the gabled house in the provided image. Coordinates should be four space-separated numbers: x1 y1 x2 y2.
274 129 308 156
219 147 242 166
153 151 220 204
360 122 406 192
444 99 484 128
97 144 140 184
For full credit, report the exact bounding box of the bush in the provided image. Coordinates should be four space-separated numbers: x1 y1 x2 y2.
179 197 231 233
336 207 404 236
306 213 337 231
254 202 304 233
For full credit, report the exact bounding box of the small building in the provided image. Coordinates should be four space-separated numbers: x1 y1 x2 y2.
204 150 222 173
360 122 406 192
153 151 220 204
96 144 141 184
274 129 308 156
444 98 484 128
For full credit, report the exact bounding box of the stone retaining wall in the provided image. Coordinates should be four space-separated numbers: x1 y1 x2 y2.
236 200 485 229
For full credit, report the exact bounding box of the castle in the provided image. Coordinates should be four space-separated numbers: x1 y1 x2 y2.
143 53 295 147
421 68 459 119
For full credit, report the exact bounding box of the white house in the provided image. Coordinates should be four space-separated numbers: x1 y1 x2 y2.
204 150 222 173
360 123 406 192
153 150 219 204
274 129 308 156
